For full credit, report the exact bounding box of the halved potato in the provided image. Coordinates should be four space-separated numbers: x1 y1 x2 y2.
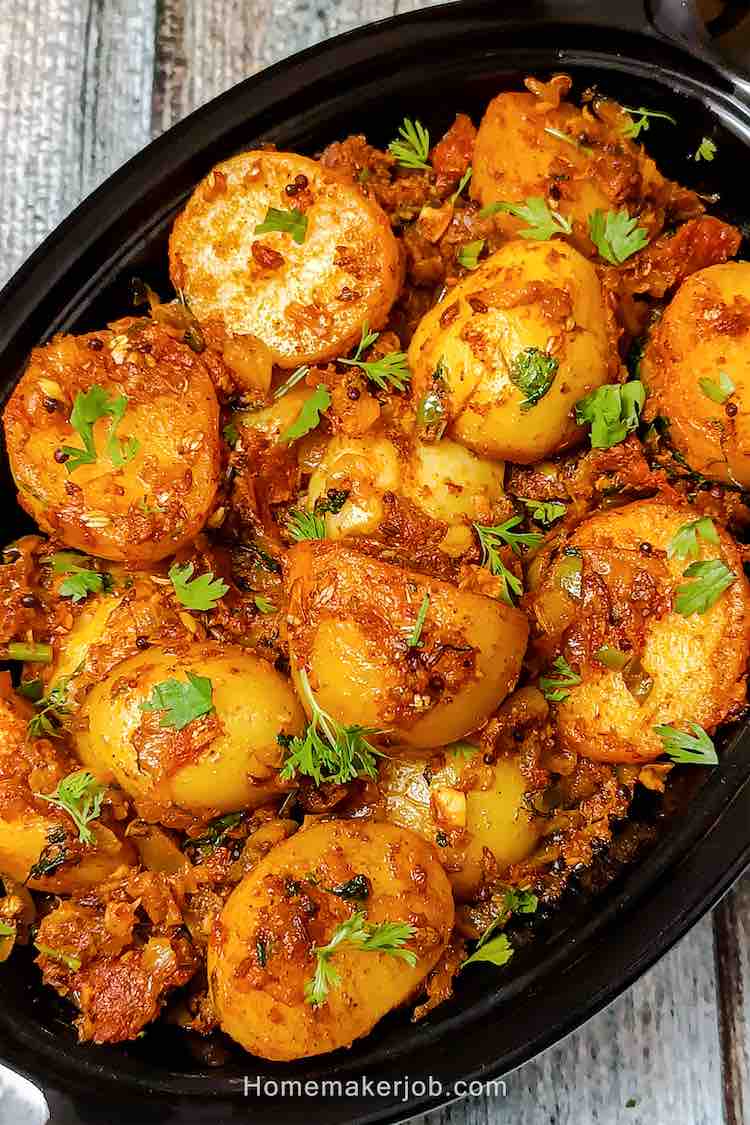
285 541 528 747
0 686 135 892
73 642 305 820
407 240 612 463
208 819 453 1060
641 262 750 487
380 744 542 899
169 150 403 367
529 498 750 763
3 322 221 565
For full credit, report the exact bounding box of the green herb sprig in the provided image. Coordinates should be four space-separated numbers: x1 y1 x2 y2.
305 911 416 1006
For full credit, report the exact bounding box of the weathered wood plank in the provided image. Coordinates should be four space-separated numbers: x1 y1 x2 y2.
714 871 750 1125
0 0 155 288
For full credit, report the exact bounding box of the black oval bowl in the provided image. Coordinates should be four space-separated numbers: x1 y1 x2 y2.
2 3 750 1123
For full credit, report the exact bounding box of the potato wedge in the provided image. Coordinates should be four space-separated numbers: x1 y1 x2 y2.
169 151 403 368
208 819 453 1060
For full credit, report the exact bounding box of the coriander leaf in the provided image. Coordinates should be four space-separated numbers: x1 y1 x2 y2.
620 105 677 139
694 136 717 162
27 677 71 740
462 931 514 970
539 655 581 703
279 668 382 786
286 509 326 542
223 421 239 447
588 209 649 264
254 206 308 245
28 825 69 880
416 358 449 441
674 559 735 616
279 384 331 443
18 678 44 702
305 910 416 1006
168 561 228 611
518 497 566 526
504 888 539 915
339 322 411 392
35 769 105 845
388 118 430 170
479 196 572 239
699 371 734 404
653 722 718 765
0 921 15 938
253 594 276 614
186 811 245 853
509 347 559 411
314 488 350 516
406 592 430 648
61 385 139 473
450 166 472 205
667 517 719 561
473 523 524 606
476 516 542 558
50 553 113 603
273 365 310 400
542 126 593 155
575 381 645 449
141 672 215 730
457 239 485 271
326 873 372 901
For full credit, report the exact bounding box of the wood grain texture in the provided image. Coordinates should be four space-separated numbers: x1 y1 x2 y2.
0 3 747 1124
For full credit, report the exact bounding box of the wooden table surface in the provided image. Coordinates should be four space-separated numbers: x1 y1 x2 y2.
1 3 750 1124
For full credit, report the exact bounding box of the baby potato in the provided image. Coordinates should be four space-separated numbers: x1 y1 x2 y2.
408 241 611 463
641 262 750 487
380 744 542 900
529 498 750 763
0 684 134 892
285 542 528 748
169 150 403 368
73 642 305 820
3 322 221 565
305 433 402 539
208 818 454 1060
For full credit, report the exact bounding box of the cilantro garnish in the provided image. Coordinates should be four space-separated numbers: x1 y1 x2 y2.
575 381 645 449
406 592 430 648
653 722 718 765
305 911 416 1006
694 137 717 162
620 105 676 139
61 385 139 473
479 196 572 240
254 206 308 245
509 347 559 411
35 769 105 845
339 322 410 392
674 559 735 616
699 371 734 404
279 385 331 443
473 524 524 606
539 655 581 702
388 118 430 170
457 239 485 271
26 677 71 739
517 497 566 526
286 509 327 542
588 209 649 264
667 517 719 561
168 562 228 611
141 672 215 730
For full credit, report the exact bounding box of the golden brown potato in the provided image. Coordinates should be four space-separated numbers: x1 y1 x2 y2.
407 241 612 463
73 642 305 821
380 743 542 899
529 498 750 763
471 80 699 254
169 151 403 368
285 541 528 748
641 262 750 487
0 681 135 892
3 322 221 565
208 819 454 1060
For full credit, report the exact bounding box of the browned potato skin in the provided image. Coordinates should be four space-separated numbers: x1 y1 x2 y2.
285 541 528 748
529 498 750 763
169 151 403 368
0 683 135 892
641 262 750 487
3 322 221 565
74 641 305 821
208 819 454 1061
408 240 612 463
471 85 697 253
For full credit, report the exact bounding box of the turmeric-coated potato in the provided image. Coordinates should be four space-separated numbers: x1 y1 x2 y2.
208 819 454 1060
305 432 402 539
74 642 305 821
641 262 750 487
408 241 612 463
380 744 542 899
0 684 135 892
285 542 528 748
529 498 750 763
169 151 403 368
3 322 221 564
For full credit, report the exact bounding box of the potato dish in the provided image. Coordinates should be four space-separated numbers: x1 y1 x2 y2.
0 74 748 1062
